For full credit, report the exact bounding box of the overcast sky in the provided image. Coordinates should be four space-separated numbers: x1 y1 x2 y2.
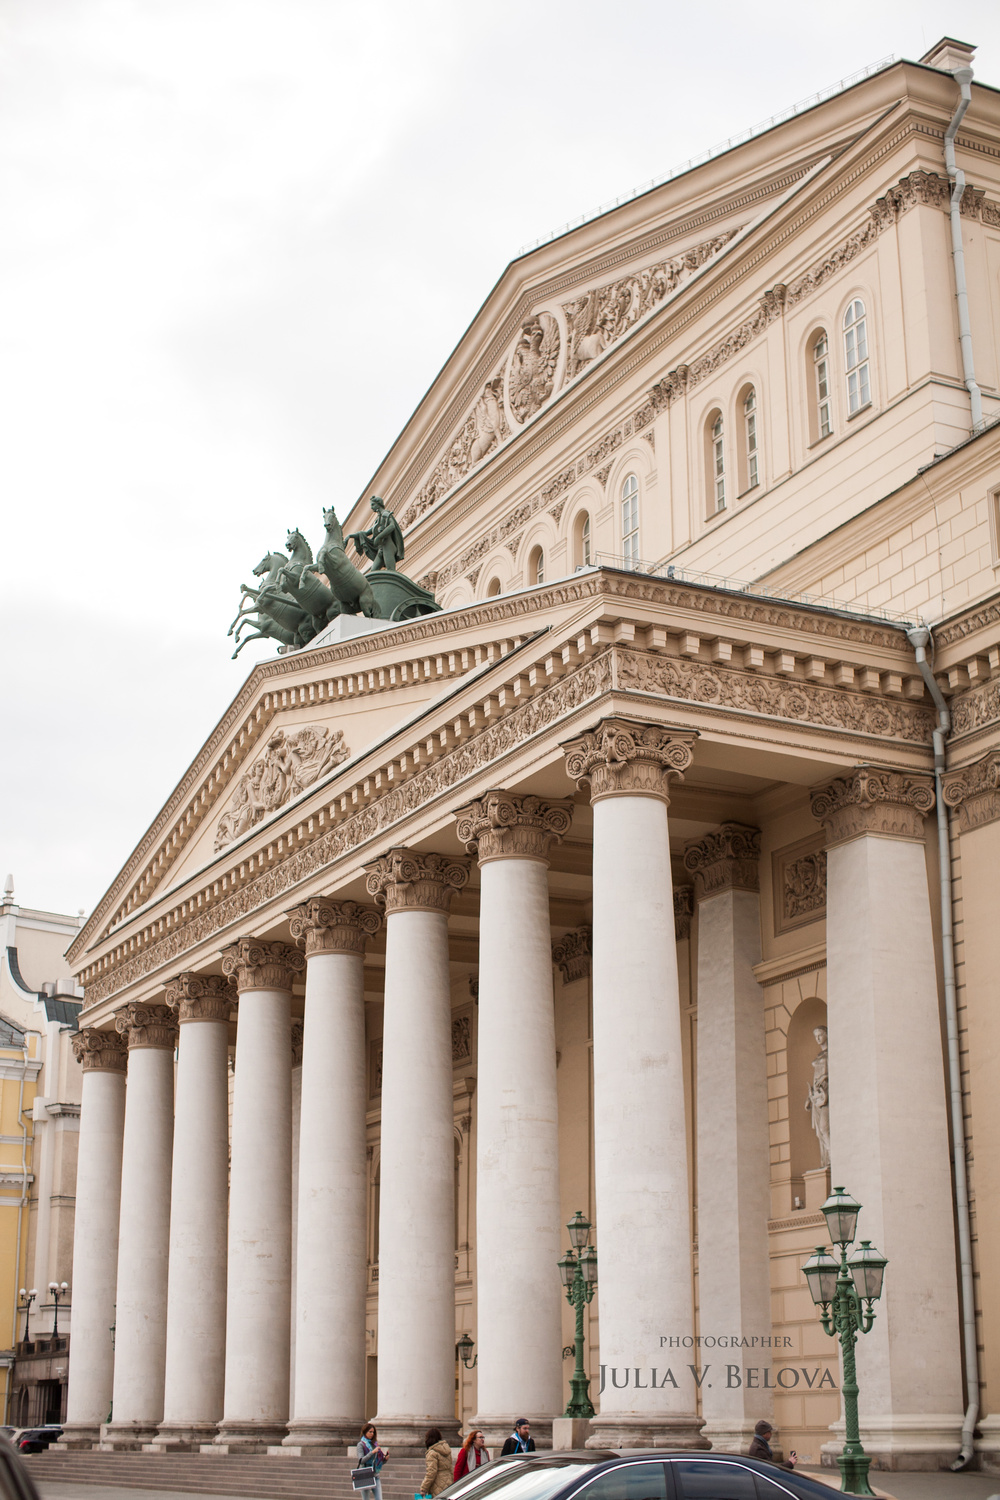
3 0 999 922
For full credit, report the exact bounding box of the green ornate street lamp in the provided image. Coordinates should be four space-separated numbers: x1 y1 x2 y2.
558 1210 598 1419
802 1187 888 1497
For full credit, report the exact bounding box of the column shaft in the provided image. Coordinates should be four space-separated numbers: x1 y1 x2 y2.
456 791 571 1446
152 975 233 1450
366 849 469 1451
284 900 381 1453
685 826 772 1453
101 1005 177 1449
60 1031 127 1448
563 719 704 1449
213 940 301 1452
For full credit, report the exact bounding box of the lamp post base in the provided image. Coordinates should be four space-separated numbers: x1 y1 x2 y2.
836 1450 875 1496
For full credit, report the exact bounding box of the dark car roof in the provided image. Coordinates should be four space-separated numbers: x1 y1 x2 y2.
457 1450 835 1499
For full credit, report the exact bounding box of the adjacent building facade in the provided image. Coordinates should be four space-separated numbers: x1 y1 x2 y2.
60 41 1000 1472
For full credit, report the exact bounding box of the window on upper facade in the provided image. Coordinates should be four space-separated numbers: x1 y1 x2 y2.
579 511 592 567
812 331 833 439
740 386 759 493
529 546 545 585
621 474 640 565
843 299 871 414
486 576 501 596
707 410 726 514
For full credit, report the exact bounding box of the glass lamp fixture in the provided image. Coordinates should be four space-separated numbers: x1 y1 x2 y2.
822 1186 862 1247
580 1244 598 1284
558 1249 577 1287
802 1246 840 1306
848 1241 887 1302
455 1332 477 1368
567 1210 591 1251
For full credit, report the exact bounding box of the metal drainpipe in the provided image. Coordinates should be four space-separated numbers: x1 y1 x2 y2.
907 623 978 1469
943 67 984 431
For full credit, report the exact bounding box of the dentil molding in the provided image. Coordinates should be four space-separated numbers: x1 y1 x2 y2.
810 767 935 847
454 789 573 864
287 898 383 957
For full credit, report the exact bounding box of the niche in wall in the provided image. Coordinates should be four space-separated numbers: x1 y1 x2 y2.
787 994 829 1207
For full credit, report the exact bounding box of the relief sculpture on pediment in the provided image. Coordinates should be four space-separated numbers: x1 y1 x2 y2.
401 376 510 528
214 724 349 851
507 313 560 424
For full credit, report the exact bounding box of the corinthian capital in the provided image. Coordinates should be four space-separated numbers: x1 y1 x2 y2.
810 767 935 846
552 924 592 983
942 750 1000 832
220 939 305 993
115 1002 178 1050
164 972 236 1024
673 886 694 940
561 717 696 804
454 789 573 864
365 848 470 915
72 1026 128 1073
683 823 761 900
287 898 383 956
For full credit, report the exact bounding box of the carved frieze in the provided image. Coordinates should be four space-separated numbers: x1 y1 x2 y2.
401 376 511 529
365 848 470 915
72 1026 128 1073
950 677 1000 739
562 716 695 803
454 789 573 864
673 886 694 940
287 898 382 957
772 835 827 934
451 1011 472 1062
164 971 236 1024
552 924 592 983
942 750 1000 832
215 725 350 852
810 768 935 846
433 468 574 589
220 938 305 993
562 231 740 380
684 823 761 900
507 314 560 425
115 1001 178 1050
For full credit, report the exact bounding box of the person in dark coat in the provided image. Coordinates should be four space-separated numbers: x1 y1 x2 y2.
747 1419 796 1470
500 1419 535 1456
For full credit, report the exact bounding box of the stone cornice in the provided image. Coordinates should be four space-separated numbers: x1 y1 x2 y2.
942 751 1000 832
164 972 236 1024
933 591 1000 650
752 944 827 988
454 789 573 864
115 1002 178 1051
287 898 382 957
552 924 592 983
673 886 694 940
365 849 470 915
72 1027 128 1074
684 824 761 899
562 716 696 803
810 767 935 847
220 939 305 994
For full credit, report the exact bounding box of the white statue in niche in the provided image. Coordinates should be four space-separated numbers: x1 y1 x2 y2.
805 1024 831 1168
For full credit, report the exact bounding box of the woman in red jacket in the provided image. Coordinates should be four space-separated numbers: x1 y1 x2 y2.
453 1429 490 1481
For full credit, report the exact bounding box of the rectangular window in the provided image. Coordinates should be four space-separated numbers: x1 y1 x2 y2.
815 335 832 437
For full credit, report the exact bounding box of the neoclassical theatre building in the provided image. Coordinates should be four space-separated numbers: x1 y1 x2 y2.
61 40 1000 1474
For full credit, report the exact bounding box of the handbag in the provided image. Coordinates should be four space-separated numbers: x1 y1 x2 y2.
351 1468 378 1491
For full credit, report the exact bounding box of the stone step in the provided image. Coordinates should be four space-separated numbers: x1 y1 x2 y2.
26 1452 429 1500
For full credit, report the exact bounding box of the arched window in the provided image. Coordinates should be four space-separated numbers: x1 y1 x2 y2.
740 386 760 493
707 410 726 513
529 546 545 585
579 512 591 567
621 475 639 564
812 331 832 439
486 576 501 597
843 299 870 414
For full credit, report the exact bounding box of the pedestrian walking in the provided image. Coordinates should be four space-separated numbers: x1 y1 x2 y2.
419 1427 454 1497
453 1429 490 1482
748 1419 796 1470
356 1421 389 1500
500 1419 535 1456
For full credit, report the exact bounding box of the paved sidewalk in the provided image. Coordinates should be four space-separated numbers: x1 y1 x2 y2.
35 1488 248 1500
799 1466 1000 1498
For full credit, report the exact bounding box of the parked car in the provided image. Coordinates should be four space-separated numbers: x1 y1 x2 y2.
439 1451 842 1500
0 1434 44 1500
14 1430 61 1456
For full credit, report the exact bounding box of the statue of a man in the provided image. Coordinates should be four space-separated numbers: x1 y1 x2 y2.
805 1024 831 1168
348 496 404 572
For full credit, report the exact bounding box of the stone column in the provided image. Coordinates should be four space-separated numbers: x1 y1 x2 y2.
150 974 234 1450
943 752 1000 1469
59 1029 128 1449
684 825 772 1454
562 718 704 1449
211 939 304 1452
811 768 963 1467
101 1003 178 1450
454 791 572 1448
365 849 469 1451
282 898 382 1454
